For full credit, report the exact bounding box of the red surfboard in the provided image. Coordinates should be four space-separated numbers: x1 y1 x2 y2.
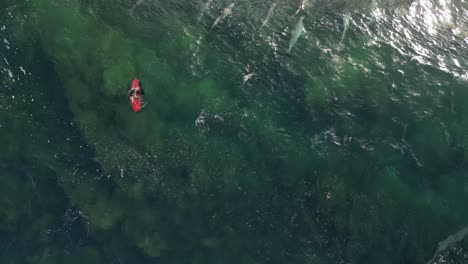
129 78 143 112
130 99 141 112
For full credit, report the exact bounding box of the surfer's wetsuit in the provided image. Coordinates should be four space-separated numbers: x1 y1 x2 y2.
128 80 144 100
128 87 144 101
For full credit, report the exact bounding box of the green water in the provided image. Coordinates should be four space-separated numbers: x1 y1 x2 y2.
1 0 467 263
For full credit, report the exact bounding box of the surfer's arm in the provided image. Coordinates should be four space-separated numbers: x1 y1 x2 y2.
128 89 140 100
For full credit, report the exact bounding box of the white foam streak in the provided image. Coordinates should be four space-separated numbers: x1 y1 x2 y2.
426 225 468 264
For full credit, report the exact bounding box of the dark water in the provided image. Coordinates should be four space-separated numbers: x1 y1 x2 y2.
1 0 468 263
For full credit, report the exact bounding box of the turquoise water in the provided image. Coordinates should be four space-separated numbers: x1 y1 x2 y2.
1 0 468 263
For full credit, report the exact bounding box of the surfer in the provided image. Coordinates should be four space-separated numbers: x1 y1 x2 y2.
128 78 145 112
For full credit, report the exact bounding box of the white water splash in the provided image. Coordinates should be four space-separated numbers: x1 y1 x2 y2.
195 110 209 134
243 73 254 85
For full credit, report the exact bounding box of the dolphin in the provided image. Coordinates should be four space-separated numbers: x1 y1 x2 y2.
129 0 144 14
261 3 277 28
288 16 306 52
340 14 350 43
295 0 309 15
210 3 235 31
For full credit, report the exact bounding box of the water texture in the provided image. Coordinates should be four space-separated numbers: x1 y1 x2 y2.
0 0 467 263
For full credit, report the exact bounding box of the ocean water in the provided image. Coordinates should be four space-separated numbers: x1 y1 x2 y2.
0 0 467 263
